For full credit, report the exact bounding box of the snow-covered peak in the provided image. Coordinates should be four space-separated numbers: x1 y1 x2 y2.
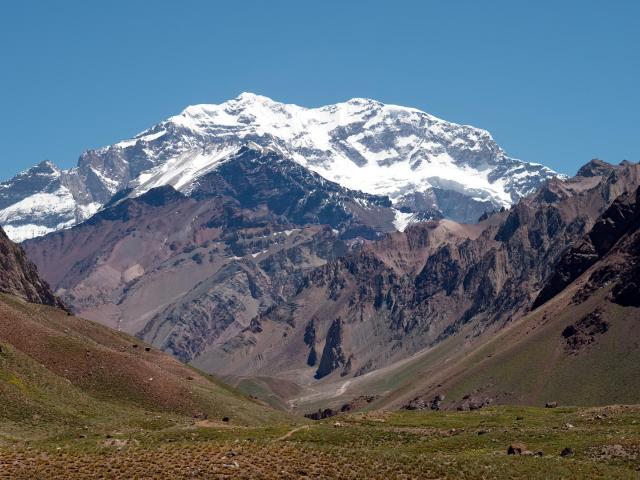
0 158 100 242
37 160 60 170
1 93 560 241
122 93 542 211
13 160 62 179
234 91 279 104
151 93 497 161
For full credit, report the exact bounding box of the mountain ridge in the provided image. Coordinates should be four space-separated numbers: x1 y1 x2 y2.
196 160 639 388
1 93 558 241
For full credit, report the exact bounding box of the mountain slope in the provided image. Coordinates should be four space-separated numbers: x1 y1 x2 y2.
1 93 558 241
376 186 640 410
227 179 640 413
0 295 288 431
204 161 639 391
22 146 397 366
533 184 640 308
0 230 290 435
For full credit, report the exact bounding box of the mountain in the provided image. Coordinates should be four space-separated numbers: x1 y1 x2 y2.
8 92 637 414
22 146 397 366
0 294 290 429
200 161 639 384
374 183 640 411
23 151 639 412
0 160 101 242
0 223 289 434
1 93 558 242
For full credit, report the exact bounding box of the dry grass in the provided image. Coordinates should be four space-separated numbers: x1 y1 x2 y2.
2 405 639 479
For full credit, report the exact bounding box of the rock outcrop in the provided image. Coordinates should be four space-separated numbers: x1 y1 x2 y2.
315 318 347 379
534 185 640 308
0 226 66 309
562 309 609 354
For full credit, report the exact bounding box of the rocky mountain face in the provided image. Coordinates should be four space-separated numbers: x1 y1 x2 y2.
22 146 397 364
534 183 640 308
384 180 640 412
1 93 558 242
0 225 65 309
203 161 640 385
189 146 394 239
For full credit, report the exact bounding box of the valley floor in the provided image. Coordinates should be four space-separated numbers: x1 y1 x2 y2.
1 405 639 479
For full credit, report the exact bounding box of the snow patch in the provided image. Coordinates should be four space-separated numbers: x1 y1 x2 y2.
131 147 236 196
392 210 416 232
3 224 58 243
0 187 76 222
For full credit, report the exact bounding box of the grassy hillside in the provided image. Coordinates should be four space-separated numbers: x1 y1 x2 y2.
370 280 640 411
0 293 294 445
430 293 640 408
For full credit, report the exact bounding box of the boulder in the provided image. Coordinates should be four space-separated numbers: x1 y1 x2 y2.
560 447 574 457
304 408 337 421
508 442 527 455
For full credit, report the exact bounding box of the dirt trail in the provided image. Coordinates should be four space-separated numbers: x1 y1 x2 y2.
277 425 310 441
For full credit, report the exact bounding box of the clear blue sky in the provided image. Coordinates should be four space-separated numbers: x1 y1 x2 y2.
1 0 638 180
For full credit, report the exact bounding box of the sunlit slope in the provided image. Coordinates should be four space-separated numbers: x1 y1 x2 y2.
0 293 292 440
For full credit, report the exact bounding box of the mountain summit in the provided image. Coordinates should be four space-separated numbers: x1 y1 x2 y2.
1 93 558 241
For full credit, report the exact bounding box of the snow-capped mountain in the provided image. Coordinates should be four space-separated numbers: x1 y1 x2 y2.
0 161 101 241
0 93 558 241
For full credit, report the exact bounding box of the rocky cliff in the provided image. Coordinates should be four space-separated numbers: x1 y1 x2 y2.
0 226 65 309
